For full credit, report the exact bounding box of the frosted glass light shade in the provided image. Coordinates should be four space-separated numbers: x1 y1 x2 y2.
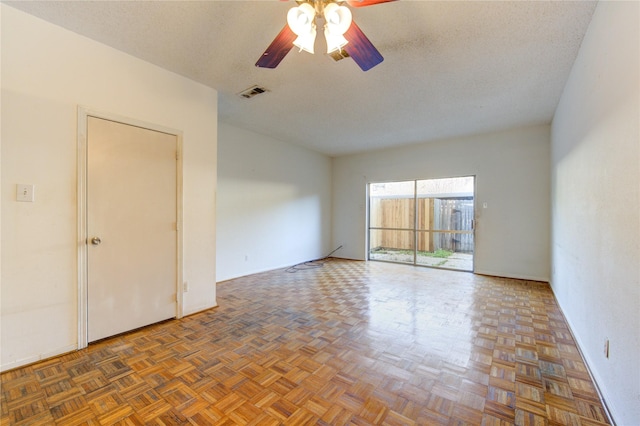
325 32 348 53
293 28 317 54
323 3 352 53
287 3 317 54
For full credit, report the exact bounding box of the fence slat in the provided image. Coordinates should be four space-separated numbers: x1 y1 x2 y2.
370 197 474 253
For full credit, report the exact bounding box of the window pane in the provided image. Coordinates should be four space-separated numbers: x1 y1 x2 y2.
416 176 474 197
419 198 474 231
369 181 415 229
370 180 415 197
416 231 474 270
417 177 474 231
369 229 415 264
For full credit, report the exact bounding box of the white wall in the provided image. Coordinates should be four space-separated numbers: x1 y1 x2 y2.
216 123 332 282
332 124 551 281
550 2 639 424
1 5 218 370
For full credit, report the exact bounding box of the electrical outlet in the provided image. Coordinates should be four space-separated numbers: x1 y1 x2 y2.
183 282 189 293
604 338 609 358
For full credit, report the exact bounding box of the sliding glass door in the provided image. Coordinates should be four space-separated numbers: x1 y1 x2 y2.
369 176 474 271
369 181 416 264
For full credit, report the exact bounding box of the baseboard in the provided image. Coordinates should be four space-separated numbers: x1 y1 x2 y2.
217 258 341 283
216 266 282 283
549 289 617 425
0 343 77 373
331 255 366 261
183 303 218 317
473 269 549 282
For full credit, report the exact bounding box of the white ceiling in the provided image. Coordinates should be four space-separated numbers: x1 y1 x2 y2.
5 0 597 156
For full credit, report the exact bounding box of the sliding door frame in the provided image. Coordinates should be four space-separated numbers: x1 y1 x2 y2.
367 176 476 272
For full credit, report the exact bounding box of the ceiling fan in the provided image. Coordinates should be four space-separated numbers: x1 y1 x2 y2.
256 0 397 71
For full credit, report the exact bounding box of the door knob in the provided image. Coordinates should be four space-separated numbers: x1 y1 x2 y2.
91 237 102 246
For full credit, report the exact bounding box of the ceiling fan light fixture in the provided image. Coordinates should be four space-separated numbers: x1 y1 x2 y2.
287 3 317 53
325 32 348 53
324 3 352 34
293 28 317 54
323 3 352 53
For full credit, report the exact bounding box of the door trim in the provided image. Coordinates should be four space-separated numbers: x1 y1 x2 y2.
76 106 184 349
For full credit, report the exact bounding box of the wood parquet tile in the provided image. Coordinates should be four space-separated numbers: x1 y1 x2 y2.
1 260 611 425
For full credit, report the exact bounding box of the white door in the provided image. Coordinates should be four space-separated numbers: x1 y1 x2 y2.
87 116 177 342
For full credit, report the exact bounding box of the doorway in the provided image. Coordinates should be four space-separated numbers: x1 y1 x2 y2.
368 176 475 271
77 109 183 347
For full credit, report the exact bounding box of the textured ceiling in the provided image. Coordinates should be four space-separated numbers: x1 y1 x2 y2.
5 0 597 156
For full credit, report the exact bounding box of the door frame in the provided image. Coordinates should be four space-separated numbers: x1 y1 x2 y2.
76 106 184 349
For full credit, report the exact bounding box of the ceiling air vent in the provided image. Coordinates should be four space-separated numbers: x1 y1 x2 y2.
238 85 269 99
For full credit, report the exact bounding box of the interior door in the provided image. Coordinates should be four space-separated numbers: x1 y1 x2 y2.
87 116 177 342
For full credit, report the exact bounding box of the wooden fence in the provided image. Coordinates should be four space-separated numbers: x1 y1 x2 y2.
370 197 474 253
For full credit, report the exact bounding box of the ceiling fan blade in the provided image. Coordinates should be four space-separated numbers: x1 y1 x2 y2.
347 0 398 7
343 21 384 71
255 25 297 69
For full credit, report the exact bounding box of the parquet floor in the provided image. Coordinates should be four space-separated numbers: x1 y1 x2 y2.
1 260 611 425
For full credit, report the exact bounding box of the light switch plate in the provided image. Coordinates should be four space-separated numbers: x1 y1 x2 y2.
17 184 35 202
